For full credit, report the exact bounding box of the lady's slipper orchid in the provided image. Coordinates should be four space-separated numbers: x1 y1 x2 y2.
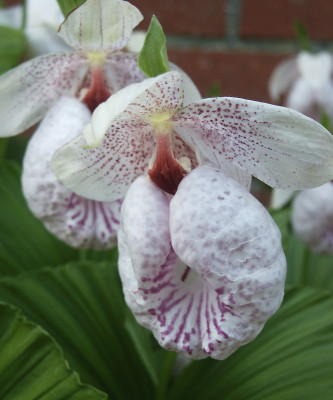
52 71 333 202
22 96 121 249
291 182 333 254
118 164 286 359
269 51 333 121
0 0 146 137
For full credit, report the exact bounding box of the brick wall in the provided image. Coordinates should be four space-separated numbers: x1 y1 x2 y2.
131 0 333 102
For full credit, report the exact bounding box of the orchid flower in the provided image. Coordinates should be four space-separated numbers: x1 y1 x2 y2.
51 71 333 358
22 96 121 249
0 0 146 137
291 182 333 254
269 51 333 121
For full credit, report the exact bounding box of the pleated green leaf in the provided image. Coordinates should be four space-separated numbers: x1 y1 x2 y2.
0 26 26 74
0 161 78 276
0 302 106 400
57 0 86 17
0 261 168 398
168 286 333 400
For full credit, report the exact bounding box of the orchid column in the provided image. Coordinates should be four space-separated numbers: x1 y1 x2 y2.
52 71 333 358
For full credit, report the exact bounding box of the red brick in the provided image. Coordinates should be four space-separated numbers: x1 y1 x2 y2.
241 0 333 41
130 0 226 36
168 49 287 103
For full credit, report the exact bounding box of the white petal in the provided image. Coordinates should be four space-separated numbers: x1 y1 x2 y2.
0 5 22 28
126 30 146 53
169 165 286 358
25 26 72 57
291 182 333 254
52 72 184 201
174 97 333 189
58 0 143 52
297 51 333 90
268 56 298 102
26 0 63 31
0 52 88 137
22 97 120 249
286 78 317 118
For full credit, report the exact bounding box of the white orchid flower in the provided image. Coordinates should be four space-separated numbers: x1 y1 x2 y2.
22 96 121 249
118 164 286 359
0 0 146 137
269 51 333 121
51 71 333 357
291 182 333 254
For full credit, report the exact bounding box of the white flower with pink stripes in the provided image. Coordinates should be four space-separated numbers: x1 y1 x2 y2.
52 71 333 358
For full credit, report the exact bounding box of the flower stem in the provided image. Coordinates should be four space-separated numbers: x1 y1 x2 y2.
155 351 177 400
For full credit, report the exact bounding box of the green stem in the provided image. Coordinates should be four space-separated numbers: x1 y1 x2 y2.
155 351 177 400
21 0 27 31
0 138 8 161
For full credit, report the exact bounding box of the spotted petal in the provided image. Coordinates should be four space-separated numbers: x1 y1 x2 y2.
0 52 88 137
58 0 143 52
52 72 184 201
173 97 333 189
119 166 286 360
22 97 121 249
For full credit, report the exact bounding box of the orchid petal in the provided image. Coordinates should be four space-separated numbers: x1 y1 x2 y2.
173 97 333 189
58 0 143 52
170 165 286 358
270 188 295 209
25 26 71 57
297 51 333 90
286 78 317 118
52 72 184 201
27 0 63 31
22 97 120 249
268 56 298 102
291 182 333 254
119 166 286 360
0 52 88 137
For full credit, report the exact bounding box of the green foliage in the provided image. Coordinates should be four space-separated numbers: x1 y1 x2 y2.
138 15 170 77
293 19 311 51
0 302 106 399
168 286 333 400
320 109 332 132
0 26 26 74
0 261 168 398
57 0 86 17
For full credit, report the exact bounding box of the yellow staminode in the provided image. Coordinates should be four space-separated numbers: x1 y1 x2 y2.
150 112 173 135
86 51 106 67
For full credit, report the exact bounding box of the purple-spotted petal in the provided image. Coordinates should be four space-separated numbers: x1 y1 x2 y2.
58 0 143 52
173 97 333 189
0 52 88 137
119 166 285 360
51 72 184 201
291 182 333 254
22 97 121 249
170 165 286 358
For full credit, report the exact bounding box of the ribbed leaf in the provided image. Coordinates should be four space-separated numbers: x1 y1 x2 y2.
0 161 78 276
169 286 333 400
0 26 26 74
0 302 106 400
0 261 168 398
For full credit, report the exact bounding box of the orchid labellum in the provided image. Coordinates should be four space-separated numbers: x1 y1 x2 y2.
52 71 333 358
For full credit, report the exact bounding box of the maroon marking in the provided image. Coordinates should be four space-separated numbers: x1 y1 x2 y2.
181 266 191 282
148 134 188 194
82 66 111 112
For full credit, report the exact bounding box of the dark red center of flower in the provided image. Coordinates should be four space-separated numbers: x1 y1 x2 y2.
82 67 111 112
148 134 188 195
